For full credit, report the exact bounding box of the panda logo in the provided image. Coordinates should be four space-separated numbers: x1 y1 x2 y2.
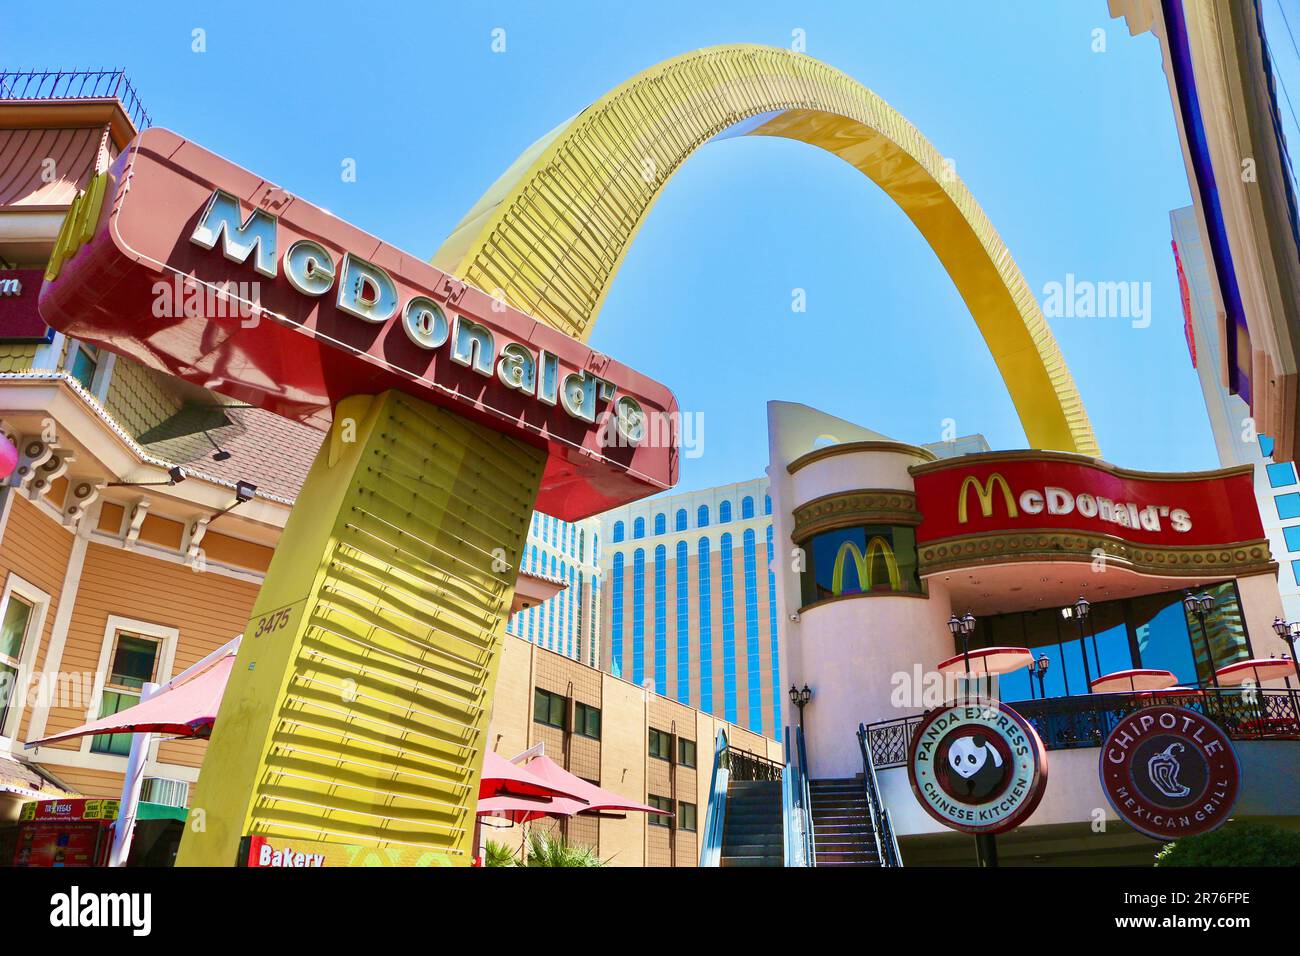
943 733 1006 800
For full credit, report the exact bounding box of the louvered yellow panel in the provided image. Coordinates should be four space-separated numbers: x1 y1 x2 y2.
176 391 543 866
433 44 1099 458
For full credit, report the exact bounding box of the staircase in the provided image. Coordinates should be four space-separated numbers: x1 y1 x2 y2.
809 778 880 867
720 779 783 866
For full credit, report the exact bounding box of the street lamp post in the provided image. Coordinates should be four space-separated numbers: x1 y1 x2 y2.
1271 618 1300 685
948 611 977 701
1067 596 1093 691
1034 654 1050 699
1183 592 1219 688
788 684 812 734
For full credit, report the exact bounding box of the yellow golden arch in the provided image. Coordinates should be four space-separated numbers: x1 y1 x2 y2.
433 44 1099 457
831 537 902 595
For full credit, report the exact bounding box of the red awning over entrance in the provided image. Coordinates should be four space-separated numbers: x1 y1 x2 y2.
28 654 235 746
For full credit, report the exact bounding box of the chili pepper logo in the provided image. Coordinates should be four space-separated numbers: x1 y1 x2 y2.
1146 742 1192 799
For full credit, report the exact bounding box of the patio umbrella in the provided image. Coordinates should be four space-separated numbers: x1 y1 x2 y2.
1214 658 1297 687
479 750 587 802
1089 668 1178 694
937 646 1034 678
27 653 235 745
477 754 662 821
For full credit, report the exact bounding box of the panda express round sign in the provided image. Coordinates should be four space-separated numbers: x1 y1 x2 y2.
1099 706 1241 841
907 702 1048 834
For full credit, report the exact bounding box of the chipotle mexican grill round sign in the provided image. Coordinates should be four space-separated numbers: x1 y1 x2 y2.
907 702 1048 835
1099 706 1240 841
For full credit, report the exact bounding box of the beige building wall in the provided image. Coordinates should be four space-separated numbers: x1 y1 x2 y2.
483 633 782 866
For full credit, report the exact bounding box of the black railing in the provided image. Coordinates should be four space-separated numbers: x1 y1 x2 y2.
726 746 784 782
0 70 152 129
864 688 1300 769
856 723 903 867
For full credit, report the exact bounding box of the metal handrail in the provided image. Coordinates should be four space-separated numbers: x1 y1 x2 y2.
0 70 152 129
857 722 903 867
795 725 815 866
863 687 1300 770
780 728 816 866
699 727 729 867
781 737 797 866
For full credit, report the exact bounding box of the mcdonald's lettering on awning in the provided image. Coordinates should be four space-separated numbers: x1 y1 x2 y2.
911 454 1263 548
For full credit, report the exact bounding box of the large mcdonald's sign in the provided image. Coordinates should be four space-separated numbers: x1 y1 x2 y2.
956 473 1018 523
912 453 1263 547
831 536 902 595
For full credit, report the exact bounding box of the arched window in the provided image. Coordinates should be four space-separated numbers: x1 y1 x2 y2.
654 544 667 696
742 496 754 519
675 508 688 531
719 500 732 523
697 536 713 713
697 505 710 528
654 513 666 536
632 548 646 686
633 517 646 539
610 552 625 677
764 494 772 515
612 521 625 543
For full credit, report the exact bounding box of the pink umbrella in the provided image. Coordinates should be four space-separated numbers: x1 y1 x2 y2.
479 750 587 801
28 654 235 744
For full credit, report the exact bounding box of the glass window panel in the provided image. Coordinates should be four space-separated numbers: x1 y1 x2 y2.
0 661 18 732
1285 526 1300 552
1268 462 1297 488
89 689 136 755
69 344 98 391
0 596 33 662
1277 493 1300 519
108 634 158 691
1131 592 1198 685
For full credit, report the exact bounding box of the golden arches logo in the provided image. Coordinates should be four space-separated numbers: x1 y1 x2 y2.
957 473 1019 523
831 536 902 595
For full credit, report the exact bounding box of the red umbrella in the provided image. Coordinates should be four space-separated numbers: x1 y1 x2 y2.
487 754 664 818
479 751 587 801
28 654 235 745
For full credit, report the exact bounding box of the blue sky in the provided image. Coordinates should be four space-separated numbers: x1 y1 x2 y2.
15 1 1219 492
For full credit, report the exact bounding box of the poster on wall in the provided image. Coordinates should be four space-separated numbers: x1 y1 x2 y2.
1099 705 1241 841
907 701 1048 835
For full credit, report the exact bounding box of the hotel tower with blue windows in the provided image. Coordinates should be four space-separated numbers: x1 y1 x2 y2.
506 513 604 668
597 478 783 740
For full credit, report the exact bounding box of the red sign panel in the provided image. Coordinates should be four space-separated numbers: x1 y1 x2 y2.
1099 706 1241 841
912 454 1262 548
0 269 52 342
38 128 679 520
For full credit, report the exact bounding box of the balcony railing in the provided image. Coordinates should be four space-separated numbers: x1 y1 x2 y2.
0 70 151 130
725 746 784 782
864 688 1300 769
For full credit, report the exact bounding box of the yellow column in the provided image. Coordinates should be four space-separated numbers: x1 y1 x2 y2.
176 390 543 866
